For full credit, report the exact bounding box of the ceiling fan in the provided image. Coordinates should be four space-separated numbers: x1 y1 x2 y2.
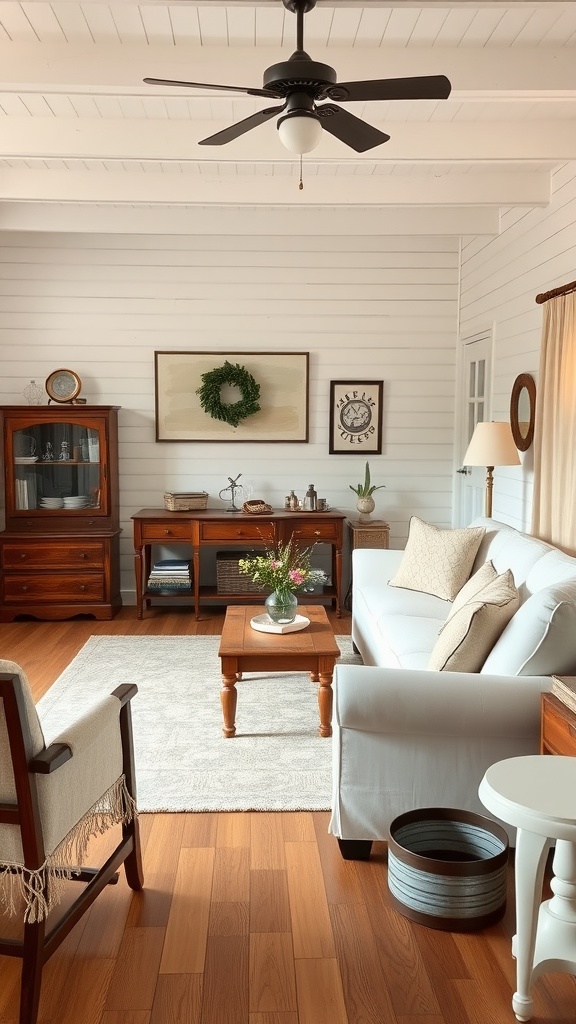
144 0 451 155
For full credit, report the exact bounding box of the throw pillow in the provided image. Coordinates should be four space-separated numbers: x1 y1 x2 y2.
428 569 520 672
446 560 498 622
389 517 485 602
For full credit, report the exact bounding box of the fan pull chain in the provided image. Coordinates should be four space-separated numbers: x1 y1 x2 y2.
299 155 303 190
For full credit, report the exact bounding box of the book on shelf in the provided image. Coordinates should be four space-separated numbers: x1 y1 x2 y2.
147 558 192 591
551 675 576 715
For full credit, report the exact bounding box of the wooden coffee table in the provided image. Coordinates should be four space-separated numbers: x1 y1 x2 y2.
218 604 341 738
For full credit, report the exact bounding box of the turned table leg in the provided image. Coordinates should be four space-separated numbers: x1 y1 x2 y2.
317 671 334 738
220 670 238 738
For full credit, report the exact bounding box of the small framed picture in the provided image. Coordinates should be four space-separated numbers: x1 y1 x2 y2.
329 380 383 455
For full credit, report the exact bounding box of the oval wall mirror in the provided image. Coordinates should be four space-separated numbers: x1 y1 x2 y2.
510 373 536 451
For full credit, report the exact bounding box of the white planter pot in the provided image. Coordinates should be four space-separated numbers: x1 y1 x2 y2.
356 496 376 520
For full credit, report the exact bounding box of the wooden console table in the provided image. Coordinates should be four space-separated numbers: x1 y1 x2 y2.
131 508 346 620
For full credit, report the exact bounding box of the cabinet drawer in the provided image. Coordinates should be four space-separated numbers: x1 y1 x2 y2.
542 698 576 755
2 542 104 570
3 574 104 602
140 522 191 541
199 522 275 544
290 520 340 542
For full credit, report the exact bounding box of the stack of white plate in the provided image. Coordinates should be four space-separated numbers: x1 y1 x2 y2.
40 497 64 509
63 495 90 509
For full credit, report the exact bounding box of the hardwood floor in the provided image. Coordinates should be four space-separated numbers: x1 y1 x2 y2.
1 606 574 1024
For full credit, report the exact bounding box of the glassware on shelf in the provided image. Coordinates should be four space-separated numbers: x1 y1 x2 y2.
22 380 44 405
59 441 70 461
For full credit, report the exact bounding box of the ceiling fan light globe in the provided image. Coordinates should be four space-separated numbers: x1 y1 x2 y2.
277 113 322 154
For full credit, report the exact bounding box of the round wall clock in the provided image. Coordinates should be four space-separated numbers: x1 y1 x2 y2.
45 369 82 404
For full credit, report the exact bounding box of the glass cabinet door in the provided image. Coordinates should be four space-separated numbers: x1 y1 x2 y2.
11 418 104 514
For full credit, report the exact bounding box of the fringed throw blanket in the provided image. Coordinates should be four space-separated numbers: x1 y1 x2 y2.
0 775 136 923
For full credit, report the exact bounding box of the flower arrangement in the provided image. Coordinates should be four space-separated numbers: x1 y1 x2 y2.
238 539 326 598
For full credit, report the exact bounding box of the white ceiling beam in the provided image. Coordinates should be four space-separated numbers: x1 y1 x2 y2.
0 201 501 237
0 116 571 163
0 167 550 207
1 44 575 96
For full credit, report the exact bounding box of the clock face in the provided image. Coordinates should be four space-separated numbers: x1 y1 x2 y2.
45 369 81 403
339 399 372 433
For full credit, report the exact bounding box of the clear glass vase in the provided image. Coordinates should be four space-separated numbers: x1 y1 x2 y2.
265 590 298 624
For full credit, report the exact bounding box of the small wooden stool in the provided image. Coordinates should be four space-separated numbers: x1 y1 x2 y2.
479 755 576 1021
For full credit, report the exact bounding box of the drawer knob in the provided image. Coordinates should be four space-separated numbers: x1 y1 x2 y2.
20 585 28 592
20 553 27 560
80 552 88 559
164 529 172 536
79 584 87 592
314 530 322 536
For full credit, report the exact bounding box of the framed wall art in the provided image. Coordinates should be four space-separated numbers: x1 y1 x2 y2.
155 351 309 442
329 380 383 455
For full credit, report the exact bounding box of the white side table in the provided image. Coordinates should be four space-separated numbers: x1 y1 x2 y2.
479 755 576 1021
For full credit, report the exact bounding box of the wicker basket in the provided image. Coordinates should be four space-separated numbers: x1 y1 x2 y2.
216 551 264 595
164 491 208 511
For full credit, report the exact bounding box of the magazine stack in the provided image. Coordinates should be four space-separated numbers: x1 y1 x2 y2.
551 675 576 714
147 558 192 591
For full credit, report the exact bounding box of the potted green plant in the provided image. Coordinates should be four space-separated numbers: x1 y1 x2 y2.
349 461 385 519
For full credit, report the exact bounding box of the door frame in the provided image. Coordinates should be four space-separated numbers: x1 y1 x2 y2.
454 325 495 526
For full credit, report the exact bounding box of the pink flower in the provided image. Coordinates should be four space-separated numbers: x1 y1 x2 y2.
270 559 282 570
289 569 306 585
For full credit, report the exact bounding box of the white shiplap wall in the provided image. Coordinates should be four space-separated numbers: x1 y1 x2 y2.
459 161 576 534
0 224 459 602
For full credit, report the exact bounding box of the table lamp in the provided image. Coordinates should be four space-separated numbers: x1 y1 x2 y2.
462 421 520 517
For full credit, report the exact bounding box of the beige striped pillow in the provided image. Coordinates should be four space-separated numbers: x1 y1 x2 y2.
428 569 519 672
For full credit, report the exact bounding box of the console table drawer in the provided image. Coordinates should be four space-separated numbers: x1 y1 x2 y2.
290 520 340 542
3 542 104 570
140 522 191 541
3 574 104 602
199 522 275 544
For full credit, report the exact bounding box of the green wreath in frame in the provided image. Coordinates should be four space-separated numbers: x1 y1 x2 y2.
196 360 261 428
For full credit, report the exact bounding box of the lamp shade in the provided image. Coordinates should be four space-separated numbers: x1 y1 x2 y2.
277 113 322 154
463 421 520 467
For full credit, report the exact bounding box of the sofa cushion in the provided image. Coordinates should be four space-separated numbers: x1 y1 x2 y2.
447 560 497 621
482 581 576 677
389 517 485 602
428 569 519 672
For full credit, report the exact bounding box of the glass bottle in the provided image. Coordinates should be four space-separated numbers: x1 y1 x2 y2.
288 490 298 511
23 379 44 405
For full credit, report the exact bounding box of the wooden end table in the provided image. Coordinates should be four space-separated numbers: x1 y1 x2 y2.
218 604 341 739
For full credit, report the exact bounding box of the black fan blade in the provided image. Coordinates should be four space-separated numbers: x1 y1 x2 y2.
317 104 389 153
324 74 452 103
199 105 286 146
143 77 276 99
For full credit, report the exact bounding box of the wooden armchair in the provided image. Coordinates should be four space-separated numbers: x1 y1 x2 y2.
0 659 143 1024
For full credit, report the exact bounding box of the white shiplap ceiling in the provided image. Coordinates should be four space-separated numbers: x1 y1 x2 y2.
0 1 575 221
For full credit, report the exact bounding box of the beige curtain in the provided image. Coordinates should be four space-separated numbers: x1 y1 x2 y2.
531 291 576 551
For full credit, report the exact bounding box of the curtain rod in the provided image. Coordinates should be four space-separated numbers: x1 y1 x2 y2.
535 278 576 304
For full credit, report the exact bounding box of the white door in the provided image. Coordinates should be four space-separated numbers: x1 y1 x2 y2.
456 331 493 525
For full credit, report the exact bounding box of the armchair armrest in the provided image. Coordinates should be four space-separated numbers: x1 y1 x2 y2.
29 743 72 774
112 683 138 707
333 664 552 739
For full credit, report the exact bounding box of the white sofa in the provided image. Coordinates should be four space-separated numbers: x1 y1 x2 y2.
329 516 576 858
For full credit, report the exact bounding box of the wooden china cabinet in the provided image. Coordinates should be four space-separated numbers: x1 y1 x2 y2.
0 405 122 621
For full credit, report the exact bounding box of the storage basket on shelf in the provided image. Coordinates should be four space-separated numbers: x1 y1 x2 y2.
216 551 264 595
163 491 208 511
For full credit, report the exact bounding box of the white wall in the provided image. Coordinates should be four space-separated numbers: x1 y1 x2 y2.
459 161 576 533
0 218 459 601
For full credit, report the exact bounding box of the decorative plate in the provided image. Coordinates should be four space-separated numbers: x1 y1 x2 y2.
45 368 82 404
250 613 310 635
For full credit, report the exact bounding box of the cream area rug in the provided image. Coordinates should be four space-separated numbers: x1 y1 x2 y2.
37 634 359 813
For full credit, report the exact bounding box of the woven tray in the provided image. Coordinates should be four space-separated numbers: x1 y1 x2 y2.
164 491 208 511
